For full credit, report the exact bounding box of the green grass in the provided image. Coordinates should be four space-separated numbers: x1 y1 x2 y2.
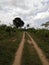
0 25 49 65
21 33 42 65
0 28 23 65
28 29 49 59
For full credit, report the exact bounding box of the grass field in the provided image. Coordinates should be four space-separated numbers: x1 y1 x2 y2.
21 33 42 65
28 29 49 59
0 25 49 65
0 27 23 65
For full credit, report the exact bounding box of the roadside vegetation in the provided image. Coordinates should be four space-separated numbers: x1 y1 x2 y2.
0 22 49 65
0 25 23 65
21 33 42 65
28 28 49 59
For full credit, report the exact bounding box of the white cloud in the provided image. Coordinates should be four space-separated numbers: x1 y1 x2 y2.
34 11 49 20
0 0 49 28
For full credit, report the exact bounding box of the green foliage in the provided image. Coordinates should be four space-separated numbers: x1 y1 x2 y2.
0 25 23 65
28 28 49 59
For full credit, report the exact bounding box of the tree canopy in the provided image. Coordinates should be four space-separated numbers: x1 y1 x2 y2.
13 17 24 28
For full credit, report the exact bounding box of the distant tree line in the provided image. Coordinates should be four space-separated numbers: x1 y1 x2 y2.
0 17 49 29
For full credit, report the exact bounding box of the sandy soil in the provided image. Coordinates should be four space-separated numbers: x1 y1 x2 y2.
12 32 25 65
26 32 49 65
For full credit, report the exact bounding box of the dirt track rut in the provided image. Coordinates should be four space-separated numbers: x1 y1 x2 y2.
12 32 25 65
26 32 49 65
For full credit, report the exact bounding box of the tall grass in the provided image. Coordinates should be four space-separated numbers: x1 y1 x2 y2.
28 29 49 59
0 25 23 65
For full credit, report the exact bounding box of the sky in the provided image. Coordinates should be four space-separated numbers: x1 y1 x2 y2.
0 0 49 28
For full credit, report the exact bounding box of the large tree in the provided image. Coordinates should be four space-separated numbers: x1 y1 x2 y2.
13 17 24 28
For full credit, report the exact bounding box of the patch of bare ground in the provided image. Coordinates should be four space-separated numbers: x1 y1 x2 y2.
12 32 25 65
10 39 16 42
9 37 17 42
26 32 49 65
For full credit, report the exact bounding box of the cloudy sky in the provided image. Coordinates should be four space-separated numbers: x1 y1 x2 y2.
0 0 49 28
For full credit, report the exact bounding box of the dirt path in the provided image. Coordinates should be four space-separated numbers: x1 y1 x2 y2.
26 32 49 65
12 32 25 65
